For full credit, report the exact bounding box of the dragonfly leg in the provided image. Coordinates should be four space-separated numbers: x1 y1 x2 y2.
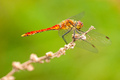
72 29 76 42
78 29 85 33
62 28 72 44
76 29 82 34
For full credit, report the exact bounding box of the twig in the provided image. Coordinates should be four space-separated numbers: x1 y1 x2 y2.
0 26 95 80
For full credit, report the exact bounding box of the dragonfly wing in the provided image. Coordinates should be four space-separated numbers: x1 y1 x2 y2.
76 39 98 53
68 12 85 21
78 27 111 46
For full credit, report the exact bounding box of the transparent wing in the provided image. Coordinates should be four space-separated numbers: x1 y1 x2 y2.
58 29 73 44
76 39 98 53
78 27 111 46
68 12 85 21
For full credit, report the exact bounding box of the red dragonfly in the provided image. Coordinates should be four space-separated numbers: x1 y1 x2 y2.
21 12 111 53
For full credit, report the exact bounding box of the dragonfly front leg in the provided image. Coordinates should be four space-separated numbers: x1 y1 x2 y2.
76 29 82 34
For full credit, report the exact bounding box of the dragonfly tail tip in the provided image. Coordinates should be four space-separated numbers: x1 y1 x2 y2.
21 34 26 37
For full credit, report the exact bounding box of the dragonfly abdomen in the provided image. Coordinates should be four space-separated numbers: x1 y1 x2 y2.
21 24 60 37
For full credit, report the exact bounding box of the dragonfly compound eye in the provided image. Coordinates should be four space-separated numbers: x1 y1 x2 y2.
76 21 83 30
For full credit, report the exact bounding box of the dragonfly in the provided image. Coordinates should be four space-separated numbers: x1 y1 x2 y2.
21 12 111 53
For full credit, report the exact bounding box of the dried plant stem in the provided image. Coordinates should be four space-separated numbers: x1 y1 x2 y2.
0 41 75 80
0 26 95 80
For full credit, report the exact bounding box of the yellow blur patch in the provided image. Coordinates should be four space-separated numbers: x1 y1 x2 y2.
21 34 26 37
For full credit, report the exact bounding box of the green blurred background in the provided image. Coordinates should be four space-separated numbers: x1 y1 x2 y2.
0 0 120 80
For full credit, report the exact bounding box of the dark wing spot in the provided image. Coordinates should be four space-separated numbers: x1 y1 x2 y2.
106 36 110 39
92 44 96 48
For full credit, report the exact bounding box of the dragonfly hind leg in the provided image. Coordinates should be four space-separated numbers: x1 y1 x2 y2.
62 29 72 44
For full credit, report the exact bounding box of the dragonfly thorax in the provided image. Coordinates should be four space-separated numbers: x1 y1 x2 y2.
59 19 83 30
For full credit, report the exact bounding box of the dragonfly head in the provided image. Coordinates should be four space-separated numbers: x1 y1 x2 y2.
76 21 83 30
